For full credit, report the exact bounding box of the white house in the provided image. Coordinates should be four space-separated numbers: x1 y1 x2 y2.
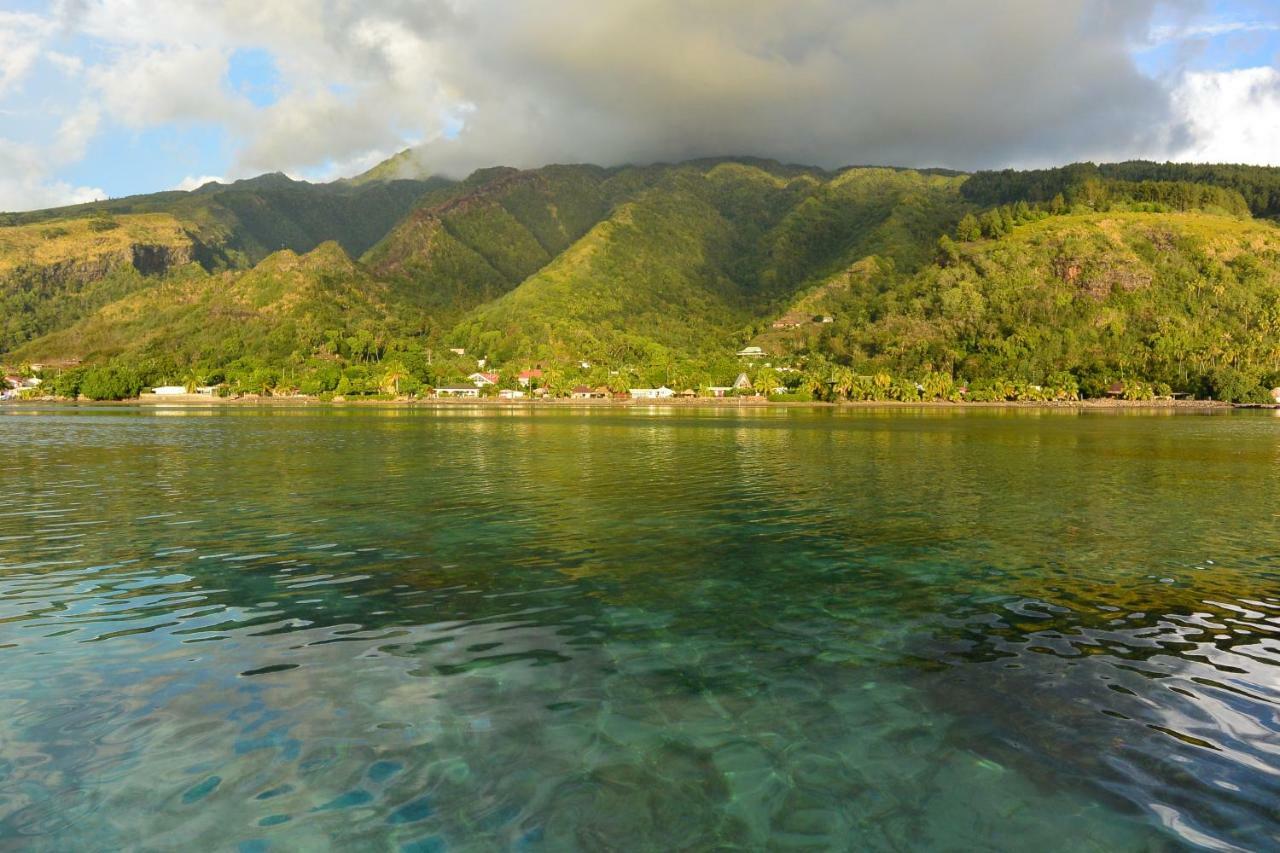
737 346 765 358
151 386 187 396
435 386 480 398
498 389 526 400
629 387 675 399
468 372 499 387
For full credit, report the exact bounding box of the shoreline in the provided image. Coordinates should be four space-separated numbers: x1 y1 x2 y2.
1 395 1260 411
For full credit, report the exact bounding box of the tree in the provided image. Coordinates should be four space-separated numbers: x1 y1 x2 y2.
955 214 982 242
380 361 409 396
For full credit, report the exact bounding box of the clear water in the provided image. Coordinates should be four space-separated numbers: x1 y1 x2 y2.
0 406 1277 851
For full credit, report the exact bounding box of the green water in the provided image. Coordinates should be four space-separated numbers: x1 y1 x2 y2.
0 406 1277 851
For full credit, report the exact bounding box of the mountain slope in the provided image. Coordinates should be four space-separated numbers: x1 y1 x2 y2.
8 155 1280 402
771 210 1280 399
12 242 399 371
0 212 198 352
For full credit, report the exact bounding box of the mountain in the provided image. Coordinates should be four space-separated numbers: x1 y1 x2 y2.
0 170 447 354
12 242 403 391
4 155 1280 402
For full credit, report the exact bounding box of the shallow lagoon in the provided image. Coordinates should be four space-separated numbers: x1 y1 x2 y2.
0 406 1277 850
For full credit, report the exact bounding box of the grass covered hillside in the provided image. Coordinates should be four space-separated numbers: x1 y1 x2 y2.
449 163 968 364
6 154 1280 402
0 212 198 352
13 242 402 382
769 209 1280 401
1 173 447 268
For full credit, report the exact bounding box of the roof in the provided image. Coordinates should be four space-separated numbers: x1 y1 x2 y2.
471 372 500 383
518 369 543 379
571 385 593 394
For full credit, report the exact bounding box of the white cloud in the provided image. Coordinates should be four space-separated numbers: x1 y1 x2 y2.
174 175 226 191
0 136 103 211
0 12 52 95
87 45 248 128
4 0 1280 208
1172 67 1280 166
1148 20 1280 45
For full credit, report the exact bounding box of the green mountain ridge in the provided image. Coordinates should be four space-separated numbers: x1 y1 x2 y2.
4 156 1280 402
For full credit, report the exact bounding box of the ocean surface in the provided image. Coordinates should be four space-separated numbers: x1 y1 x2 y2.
0 405 1277 851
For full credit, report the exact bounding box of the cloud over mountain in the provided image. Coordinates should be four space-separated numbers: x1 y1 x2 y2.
1 0 1277 209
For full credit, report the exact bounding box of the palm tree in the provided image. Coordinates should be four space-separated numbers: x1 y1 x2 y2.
380 362 408 397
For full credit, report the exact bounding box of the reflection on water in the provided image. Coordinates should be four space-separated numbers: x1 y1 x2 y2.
0 406 1277 850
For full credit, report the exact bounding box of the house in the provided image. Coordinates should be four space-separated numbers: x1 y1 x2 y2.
737 346 765 358
816 315 835 324
771 313 806 330
3 375 22 389
449 348 466 356
571 385 604 399
531 386 551 398
707 386 732 397
518 369 543 387
151 386 187 396
435 385 480 398
498 389 526 400
1270 387 1280 404
678 388 697 398
196 386 218 396
468 372 499 387
733 372 753 391
629 387 675 399
1105 381 1126 398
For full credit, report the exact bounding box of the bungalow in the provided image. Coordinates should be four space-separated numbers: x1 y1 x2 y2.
518 369 543 387
449 347 466 356
816 314 835 324
435 385 480 398
571 385 605 399
707 386 732 398
737 346 765 358
468 372 500 387
1271 387 1280 404
498 389 526 400
151 386 187 396
678 388 697 398
3 375 23 390
196 386 218 396
733 372 753 391
630 387 675 399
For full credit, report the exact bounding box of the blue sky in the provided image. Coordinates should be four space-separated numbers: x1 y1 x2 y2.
1 0 1278 211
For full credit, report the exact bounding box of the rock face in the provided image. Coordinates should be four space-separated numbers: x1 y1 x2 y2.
0 214 198 353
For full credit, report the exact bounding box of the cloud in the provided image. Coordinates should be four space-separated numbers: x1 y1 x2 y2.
0 106 103 211
174 175 225 191
0 135 103 211
6 0 1280 209
1172 66 1280 165
405 0 1198 174
0 12 52 95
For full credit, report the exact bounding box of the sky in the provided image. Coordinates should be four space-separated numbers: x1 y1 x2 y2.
0 0 1277 211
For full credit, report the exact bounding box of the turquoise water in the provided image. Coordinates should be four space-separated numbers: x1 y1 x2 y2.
0 406 1277 850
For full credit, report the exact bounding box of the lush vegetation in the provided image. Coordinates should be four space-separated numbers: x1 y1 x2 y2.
4 155 1280 403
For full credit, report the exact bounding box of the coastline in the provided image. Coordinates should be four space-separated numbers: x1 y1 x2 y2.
1 395 1257 411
